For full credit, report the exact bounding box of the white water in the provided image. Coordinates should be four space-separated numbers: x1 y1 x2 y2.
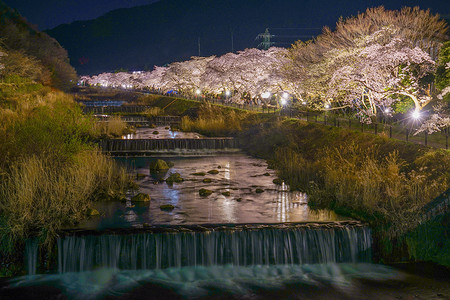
9 264 406 300
54 226 371 273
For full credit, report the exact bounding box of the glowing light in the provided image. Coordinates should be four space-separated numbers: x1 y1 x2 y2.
196 89 201 95
412 110 421 119
282 92 288 99
281 98 287 106
225 90 231 96
384 108 390 114
261 92 271 99
324 104 330 109
302 101 306 105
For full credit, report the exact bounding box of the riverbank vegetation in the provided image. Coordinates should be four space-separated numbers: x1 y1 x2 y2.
0 79 131 275
0 22 131 275
180 102 253 136
240 118 449 265
91 115 129 138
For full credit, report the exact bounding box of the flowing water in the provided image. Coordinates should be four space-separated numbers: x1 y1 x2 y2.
56 225 371 273
78 154 348 229
4 131 447 299
4 264 449 300
123 127 203 139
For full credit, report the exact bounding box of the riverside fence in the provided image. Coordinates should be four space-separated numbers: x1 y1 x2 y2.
78 88 449 150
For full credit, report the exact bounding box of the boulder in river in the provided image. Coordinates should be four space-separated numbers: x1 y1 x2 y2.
202 178 212 183
166 173 184 184
199 188 213 197
87 208 100 216
136 173 146 180
131 193 151 202
273 178 283 185
192 172 206 176
160 204 175 211
207 170 219 175
149 159 170 172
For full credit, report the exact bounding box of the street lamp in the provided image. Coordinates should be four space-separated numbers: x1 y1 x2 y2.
412 110 421 120
261 92 271 99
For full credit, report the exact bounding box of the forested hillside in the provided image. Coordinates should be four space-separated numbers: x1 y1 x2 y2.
0 0 77 90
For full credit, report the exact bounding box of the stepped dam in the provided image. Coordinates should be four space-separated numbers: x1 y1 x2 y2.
99 138 240 154
25 221 371 275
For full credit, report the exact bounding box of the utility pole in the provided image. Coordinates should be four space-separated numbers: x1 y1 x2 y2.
231 30 234 53
198 37 201 57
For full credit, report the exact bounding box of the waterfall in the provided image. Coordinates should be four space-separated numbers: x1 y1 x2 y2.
25 238 39 275
56 225 371 273
99 138 240 154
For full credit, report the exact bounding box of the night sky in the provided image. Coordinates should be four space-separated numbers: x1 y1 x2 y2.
2 0 160 30
3 0 449 31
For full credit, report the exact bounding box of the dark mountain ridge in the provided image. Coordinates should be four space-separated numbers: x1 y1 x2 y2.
46 0 449 75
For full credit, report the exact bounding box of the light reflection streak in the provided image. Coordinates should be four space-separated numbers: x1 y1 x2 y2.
274 183 310 222
123 210 138 223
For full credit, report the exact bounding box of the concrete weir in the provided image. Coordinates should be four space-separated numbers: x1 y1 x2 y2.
26 221 372 274
98 137 240 155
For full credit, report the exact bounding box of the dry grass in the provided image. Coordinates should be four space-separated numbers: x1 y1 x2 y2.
273 139 449 240
143 107 162 117
0 150 129 250
181 102 250 136
90 115 128 138
274 147 319 191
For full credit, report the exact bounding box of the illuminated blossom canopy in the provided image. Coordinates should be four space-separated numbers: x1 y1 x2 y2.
326 27 435 122
79 7 448 130
80 47 288 104
284 6 448 125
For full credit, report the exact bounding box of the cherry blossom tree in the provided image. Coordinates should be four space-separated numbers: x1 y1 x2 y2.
159 56 214 94
284 6 447 124
201 47 288 104
326 27 435 121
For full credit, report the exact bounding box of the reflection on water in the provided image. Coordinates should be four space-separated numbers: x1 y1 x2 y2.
123 127 203 139
78 154 349 229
